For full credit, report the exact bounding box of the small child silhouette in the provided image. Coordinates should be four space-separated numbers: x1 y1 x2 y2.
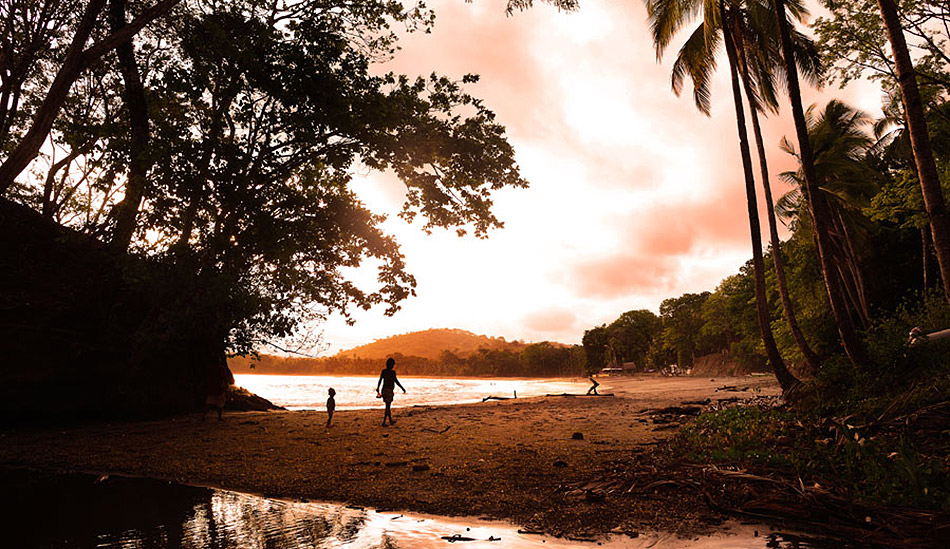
326 387 336 428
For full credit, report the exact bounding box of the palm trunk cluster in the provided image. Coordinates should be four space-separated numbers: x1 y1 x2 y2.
732 19 820 374
773 0 870 369
876 0 950 307
720 0 800 392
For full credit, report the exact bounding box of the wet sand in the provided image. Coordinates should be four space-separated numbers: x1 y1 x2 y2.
0 375 779 538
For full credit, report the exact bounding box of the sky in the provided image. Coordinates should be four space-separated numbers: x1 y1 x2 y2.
313 0 885 355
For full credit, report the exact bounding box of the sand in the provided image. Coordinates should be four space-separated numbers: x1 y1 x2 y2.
0 375 780 538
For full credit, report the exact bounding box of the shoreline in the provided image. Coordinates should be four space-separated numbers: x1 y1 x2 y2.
0 375 781 538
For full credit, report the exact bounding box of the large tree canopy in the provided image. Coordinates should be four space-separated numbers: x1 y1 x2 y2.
3 0 528 353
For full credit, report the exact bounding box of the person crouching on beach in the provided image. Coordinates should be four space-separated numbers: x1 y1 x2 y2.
587 375 599 395
326 387 336 428
376 357 406 426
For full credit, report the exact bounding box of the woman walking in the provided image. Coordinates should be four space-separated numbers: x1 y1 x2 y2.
376 357 406 426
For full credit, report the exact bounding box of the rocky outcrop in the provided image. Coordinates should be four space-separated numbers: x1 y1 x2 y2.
226 386 283 411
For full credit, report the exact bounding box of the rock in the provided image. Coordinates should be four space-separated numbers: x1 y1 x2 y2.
553 460 568 468
226 386 283 411
571 432 584 440
412 464 430 472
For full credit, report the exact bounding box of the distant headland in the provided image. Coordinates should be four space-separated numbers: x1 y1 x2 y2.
229 328 580 377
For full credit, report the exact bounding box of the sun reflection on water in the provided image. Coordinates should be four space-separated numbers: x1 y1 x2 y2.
1 469 826 548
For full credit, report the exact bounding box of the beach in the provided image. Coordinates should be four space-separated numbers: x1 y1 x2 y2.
0 375 780 539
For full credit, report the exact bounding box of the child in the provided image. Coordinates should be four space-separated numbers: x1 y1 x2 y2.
326 387 336 428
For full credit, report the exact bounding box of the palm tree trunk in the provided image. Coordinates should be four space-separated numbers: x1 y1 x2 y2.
877 0 950 306
836 209 871 326
721 2 799 393
834 255 866 329
735 33 821 373
923 227 931 292
772 0 869 368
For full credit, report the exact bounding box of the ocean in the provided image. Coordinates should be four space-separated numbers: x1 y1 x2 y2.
234 374 590 410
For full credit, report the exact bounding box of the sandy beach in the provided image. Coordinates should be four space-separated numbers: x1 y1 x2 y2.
0 375 780 538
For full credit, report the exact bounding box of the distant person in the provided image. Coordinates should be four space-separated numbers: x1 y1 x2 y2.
326 388 336 428
203 352 234 421
376 357 406 426
586 375 600 395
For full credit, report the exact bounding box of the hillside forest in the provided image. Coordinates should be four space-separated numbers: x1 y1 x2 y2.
231 328 585 377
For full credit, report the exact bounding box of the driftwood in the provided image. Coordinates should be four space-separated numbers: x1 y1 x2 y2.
442 534 477 542
544 393 615 397
481 395 510 402
908 327 950 346
715 385 750 392
422 426 451 434
700 467 950 548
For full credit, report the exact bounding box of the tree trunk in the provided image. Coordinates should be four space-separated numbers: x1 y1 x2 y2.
773 0 870 368
923 226 931 292
877 0 950 305
721 2 800 393
836 209 871 326
736 32 821 374
109 0 152 251
0 0 107 193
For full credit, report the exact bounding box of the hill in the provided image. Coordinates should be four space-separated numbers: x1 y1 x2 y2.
334 328 525 360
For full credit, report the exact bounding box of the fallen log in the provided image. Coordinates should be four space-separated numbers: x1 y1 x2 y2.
544 393 615 397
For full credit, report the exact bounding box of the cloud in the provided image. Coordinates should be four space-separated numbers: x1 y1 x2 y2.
522 307 578 334
568 254 680 298
318 0 885 352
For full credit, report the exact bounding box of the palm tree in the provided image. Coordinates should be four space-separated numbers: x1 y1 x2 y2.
646 0 801 393
730 0 823 372
771 0 870 368
875 0 950 307
668 0 822 373
777 100 881 330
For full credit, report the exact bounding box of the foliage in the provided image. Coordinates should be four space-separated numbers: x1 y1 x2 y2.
659 292 711 366
675 399 950 510
230 343 587 378
4 0 527 356
581 324 610 373
815 0 950 95
606 309 661 367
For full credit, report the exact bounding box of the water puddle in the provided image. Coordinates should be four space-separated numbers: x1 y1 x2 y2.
1 469 830 548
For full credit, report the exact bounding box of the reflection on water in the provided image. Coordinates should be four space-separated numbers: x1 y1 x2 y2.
0 469 832 548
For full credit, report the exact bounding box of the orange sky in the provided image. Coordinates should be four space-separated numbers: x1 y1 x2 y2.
316 0 884 354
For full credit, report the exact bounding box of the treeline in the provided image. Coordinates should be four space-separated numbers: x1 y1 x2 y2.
334 328 525 361
231 342 587 378
583 117 940 376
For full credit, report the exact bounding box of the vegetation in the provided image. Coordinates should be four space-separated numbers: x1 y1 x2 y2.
334 328 526 361
231 328 586 377
541 0 950 525
1 0 526 418
231 338 586 378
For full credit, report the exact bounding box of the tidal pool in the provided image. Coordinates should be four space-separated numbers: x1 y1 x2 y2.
0 469 831 548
